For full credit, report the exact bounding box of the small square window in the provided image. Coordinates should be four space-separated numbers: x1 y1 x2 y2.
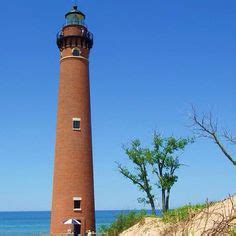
74 200 81 209
73 118 81 131
73 197 82 211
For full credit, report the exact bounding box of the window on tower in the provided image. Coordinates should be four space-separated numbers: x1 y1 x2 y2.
74 200 81 209
72 118 81 131
73 197 82 211
72 48 80 57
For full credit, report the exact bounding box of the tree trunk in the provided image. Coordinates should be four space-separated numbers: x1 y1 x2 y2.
162 189 166 212
165 188 170 211
146 192 156 215
149 197 156 215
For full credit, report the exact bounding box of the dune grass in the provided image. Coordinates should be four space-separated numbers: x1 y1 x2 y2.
99 203 214 235
99 210 147 236
229 226 236 236
161 203 208 224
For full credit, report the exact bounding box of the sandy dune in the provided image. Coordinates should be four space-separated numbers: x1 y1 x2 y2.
120 196 236 236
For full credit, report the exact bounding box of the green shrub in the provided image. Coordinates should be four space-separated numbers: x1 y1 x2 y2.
99 210 147 236
162 203 207 224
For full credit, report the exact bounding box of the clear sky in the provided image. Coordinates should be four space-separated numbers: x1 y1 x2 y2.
0 0 235 211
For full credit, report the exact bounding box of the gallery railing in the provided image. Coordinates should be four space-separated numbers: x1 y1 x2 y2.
56 31 94 49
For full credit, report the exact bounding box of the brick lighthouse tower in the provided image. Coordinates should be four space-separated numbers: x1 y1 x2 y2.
50 5 95 236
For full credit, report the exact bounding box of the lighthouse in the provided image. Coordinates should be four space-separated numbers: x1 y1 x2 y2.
50 5 95 236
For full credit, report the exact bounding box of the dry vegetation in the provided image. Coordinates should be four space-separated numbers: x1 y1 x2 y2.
120 196 236 236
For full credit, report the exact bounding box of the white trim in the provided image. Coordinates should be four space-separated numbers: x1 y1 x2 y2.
73 208 82 212
73 118 81 122
73 197 82 201
60 55 89 62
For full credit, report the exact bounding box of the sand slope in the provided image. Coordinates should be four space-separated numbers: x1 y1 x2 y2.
120 196 236 236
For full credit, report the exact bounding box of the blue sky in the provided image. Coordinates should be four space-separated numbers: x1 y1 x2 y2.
0 0 235 211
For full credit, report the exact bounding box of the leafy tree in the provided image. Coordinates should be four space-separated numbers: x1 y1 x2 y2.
117 140 156 215
118 134 192 213
148 133 192 212
191 107 236 166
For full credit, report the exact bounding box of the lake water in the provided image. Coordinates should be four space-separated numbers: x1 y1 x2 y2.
0 211 124 235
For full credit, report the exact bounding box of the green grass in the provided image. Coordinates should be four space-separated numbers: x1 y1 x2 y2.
99 210 147 236
161 203 208 224
229 226 236 236
99 203 214 235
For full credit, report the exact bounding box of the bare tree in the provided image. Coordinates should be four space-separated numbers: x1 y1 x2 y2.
190 107 236 166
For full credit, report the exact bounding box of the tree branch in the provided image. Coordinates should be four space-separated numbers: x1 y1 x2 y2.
212 133 236 166
117 164 146 190
223 131 236 145
190 107 236 166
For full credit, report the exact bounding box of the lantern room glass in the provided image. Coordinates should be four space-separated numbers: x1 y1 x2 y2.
66 13 85 26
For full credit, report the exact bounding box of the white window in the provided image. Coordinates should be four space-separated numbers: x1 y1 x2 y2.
73 197 82 211
72 118 81 131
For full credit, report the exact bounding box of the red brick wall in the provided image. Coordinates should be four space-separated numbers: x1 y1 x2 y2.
50 24 95 235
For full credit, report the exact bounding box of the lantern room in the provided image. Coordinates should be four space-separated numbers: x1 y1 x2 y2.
65 5 85 26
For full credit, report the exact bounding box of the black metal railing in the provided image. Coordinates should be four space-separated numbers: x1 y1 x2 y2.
56 31 93 49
